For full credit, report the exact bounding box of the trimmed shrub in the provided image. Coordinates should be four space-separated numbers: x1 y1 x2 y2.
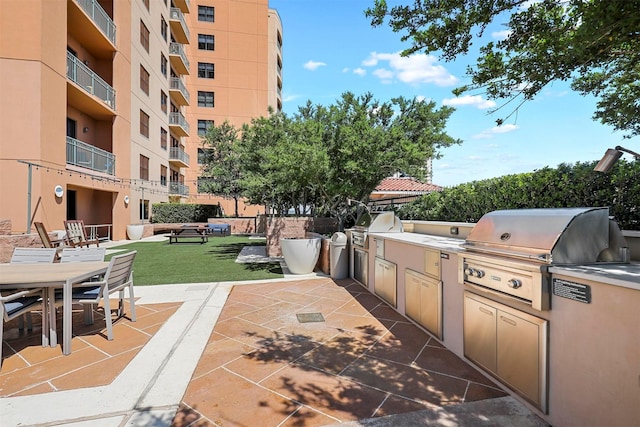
151 203 222 223
397 160 640 230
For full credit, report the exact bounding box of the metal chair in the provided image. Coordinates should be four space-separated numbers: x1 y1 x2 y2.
64 220 100 248
59 247 106 263
56 251 137 340
10 247 57 264
1 288 44 365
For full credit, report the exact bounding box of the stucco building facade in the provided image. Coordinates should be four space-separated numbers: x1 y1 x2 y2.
0 0 282 240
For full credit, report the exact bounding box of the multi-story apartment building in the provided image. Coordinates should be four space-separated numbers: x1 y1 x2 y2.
0 0 282 240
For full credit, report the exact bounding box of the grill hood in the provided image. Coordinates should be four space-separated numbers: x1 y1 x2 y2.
463 207 628 264
353 212 403 233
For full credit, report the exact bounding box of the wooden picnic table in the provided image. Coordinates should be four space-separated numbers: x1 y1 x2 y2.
169 225 208 244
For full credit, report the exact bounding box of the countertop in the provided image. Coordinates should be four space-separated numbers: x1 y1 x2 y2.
367 231 640 291
549 263 640 291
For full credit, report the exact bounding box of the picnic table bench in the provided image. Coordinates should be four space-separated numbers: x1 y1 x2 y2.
169 226 209 244
206 223 231 237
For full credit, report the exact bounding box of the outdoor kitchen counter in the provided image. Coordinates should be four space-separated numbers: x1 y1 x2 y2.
367 231 465 252
549 262 640 291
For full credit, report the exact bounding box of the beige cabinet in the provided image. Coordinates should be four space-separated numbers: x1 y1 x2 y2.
405 269 442 339
424 248 441 279
374 257 396 307
463 292 548 413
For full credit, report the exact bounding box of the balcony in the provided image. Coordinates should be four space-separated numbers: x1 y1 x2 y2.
172 0 190 13
169 112 190 137
169 146 190 168
169 7 190 44
66 136 115 175
169 77 190 106
69 0 116 58
169 42 190 75
67 53 116 119
169 181 190 197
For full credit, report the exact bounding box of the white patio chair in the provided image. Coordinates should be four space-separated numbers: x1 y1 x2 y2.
56 251 137 340
10 247 57 263
59 247 106 263
1 288 45 365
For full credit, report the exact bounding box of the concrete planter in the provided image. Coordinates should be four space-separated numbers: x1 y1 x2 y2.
280 237 321 274
126 224 144 240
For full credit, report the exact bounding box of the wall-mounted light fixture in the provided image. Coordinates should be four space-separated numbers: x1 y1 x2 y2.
594 145 640 173
83 127 89 133
54 185 64 198
124 195 130 205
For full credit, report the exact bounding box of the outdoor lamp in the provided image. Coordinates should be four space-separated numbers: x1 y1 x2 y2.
594 145 640 173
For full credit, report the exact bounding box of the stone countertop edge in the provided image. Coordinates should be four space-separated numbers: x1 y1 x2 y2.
368 232 640 291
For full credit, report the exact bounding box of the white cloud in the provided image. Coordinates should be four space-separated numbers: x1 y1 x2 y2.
362 52 458 86
442 95 496 109
473 124 519 139
353 68 366 76
303 60 326 71
492 29 512 40
282 94 300 103
342 67 350 73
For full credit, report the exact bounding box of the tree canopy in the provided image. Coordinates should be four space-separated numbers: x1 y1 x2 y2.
200 92 460 226
366 0 640 137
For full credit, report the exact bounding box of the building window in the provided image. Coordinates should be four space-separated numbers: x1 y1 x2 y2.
160 53 168 77
198 91 214 108
140 20 150 52
198 62 215 79
160 127 168 150
197 148 207 164
198 5 215 22
140 155 149 180
140 65 149 95
161 90 168 113
140 199 149 221
198 34 215 51
160 165 167 186
161 15 168 42
140 110 150 137
142 0 149 10
198 119 214 136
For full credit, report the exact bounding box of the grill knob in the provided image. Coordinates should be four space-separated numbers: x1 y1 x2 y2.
507 279 522 289
474 269 485 278
464 267 475 277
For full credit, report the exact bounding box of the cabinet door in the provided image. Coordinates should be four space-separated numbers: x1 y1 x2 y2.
420 277 442 339
384 260 397 307
424 249 441 279
464 295 497 373
374 258 385 299
405 271 422 322
497 310 542 407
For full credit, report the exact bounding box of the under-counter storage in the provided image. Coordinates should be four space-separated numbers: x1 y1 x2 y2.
463 292 548 413
424 248 441 279
374 257 396 307
405 269 442 339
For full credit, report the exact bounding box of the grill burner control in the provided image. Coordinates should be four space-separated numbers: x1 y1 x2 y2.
464 267 486 278
507 279 522 289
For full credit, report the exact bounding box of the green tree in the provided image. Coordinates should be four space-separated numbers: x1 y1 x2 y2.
199 121 244 217
366 0 640 137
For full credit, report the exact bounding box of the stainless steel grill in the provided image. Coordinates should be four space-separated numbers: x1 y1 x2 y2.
459 207 629 310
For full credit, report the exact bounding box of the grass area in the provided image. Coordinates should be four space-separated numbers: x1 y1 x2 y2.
107 236 283 286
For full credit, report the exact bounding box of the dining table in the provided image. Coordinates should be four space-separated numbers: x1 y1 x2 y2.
0 261 109 355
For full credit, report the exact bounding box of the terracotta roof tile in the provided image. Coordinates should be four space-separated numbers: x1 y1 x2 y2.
373 177 442 193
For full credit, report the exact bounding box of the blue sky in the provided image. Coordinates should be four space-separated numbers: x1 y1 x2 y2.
268 0 635 187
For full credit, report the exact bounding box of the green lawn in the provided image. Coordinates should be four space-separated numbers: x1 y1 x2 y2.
107 236 283 286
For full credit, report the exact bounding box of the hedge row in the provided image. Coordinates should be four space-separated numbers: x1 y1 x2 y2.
150 203 222 223
397 160 640 230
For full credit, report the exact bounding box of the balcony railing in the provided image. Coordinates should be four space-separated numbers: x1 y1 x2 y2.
169 181 189 196
169 111 190 134
169 146 190 166
67 52 115 109
66 136 115 175
169 42 190 73
169 7 190 43
74 0 116 45
170 77 190 104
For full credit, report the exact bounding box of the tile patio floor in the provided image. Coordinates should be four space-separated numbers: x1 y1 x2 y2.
1 275 548 426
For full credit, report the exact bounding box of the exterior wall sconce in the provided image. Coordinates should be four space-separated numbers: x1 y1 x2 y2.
54 185 64 198
594 146 640 173
83 127 89 133
124 195 130 205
